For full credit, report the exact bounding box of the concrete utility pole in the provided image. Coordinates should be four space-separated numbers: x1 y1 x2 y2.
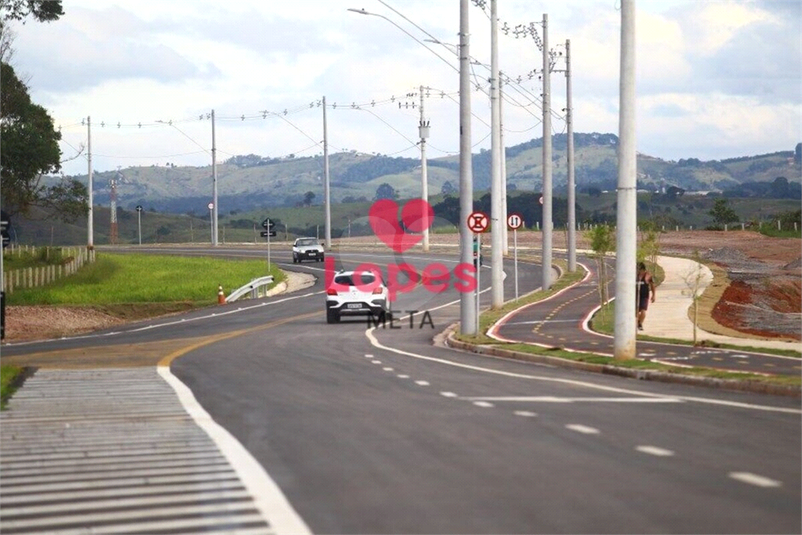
87 116 93 249
490 0 504 309
211 109 219 246
614 0 638 360
500 75 509 256
459 0 476 335
419 85 430 252
541 13 553 290
323 96 332 249
566 39 577 272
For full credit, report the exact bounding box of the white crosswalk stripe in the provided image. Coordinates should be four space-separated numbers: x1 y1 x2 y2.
0 368 274 534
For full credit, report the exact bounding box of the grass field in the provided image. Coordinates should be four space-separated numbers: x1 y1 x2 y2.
6 253 284 306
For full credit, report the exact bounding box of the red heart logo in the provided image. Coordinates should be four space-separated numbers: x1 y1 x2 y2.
368 199 434 253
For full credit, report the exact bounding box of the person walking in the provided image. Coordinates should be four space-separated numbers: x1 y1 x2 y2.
637 261 656 330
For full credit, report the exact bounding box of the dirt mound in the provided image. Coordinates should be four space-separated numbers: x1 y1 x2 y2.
5 306 125 342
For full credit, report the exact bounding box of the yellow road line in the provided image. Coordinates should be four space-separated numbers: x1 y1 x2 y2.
158 311 321 367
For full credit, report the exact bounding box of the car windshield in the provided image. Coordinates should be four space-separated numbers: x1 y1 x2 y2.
334 273 377 287
297 238 318 247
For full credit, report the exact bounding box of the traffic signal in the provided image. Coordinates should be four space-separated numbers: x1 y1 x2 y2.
262 218 275 230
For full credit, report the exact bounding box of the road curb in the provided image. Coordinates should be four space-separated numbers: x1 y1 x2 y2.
444 326 801 398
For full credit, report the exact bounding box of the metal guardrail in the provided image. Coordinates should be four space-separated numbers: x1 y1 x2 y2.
224 276 274 303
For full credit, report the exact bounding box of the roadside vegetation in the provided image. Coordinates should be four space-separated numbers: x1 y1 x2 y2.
453 258 800 390
6 252 284 317
1 365 25 410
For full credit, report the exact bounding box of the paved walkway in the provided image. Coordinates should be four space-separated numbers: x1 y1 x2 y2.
646 256 801 353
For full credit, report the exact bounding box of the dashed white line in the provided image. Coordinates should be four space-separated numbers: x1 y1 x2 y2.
364 354 374 359
636 445 674 457
415 381 430 386
473 401 495 408
729 472 782 488
397 375 409 379
371 360 382 365
514 411 538 418
566 424 599 435
440 392 458 398
383 367 394 372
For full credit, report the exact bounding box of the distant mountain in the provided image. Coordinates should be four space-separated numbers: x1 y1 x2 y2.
59 133 800 215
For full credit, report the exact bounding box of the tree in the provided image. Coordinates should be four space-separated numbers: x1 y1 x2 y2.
303 191 315 206
682 250 707 346
0 1 63 24
638 220 662 271
441 180 456 197
709 198 738 227
586 224 615 316
374 182 398 201
1 62 86 221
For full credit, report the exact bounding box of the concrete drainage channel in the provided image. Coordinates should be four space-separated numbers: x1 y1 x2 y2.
0 368 275 534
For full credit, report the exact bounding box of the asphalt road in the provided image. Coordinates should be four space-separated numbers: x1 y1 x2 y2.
2 245 800 534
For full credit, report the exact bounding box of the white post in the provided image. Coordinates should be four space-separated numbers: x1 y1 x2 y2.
566 39 577 273
614 0 637 361
419 85 430 252
87 116 93 249
541 13 553 290
211 109 218 246
500 75 509 256
323 96 332 250
490 0 504 309
459 0 477 335
514 228 519 301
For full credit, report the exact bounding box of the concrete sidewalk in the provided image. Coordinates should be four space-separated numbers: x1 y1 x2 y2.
643 256 801 352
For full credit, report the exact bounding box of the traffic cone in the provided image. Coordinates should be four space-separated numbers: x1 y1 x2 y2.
217 285 225 305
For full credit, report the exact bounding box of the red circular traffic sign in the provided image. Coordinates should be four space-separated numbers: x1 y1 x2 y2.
507 213 523 230
207 202 214 210
467 211 489 233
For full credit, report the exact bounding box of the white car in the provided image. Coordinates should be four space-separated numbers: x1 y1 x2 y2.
292 237 324 263
326 270 389 324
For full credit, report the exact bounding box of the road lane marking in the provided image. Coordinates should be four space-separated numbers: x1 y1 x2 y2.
397 375 409 379
636 446 675 457
158 311 321 367
473 401 494 408
159 366 311 534
566 424 600 435
371 360 382 364
514 411 538 417
440 392 458 398
415 380 430 386
463 396 682 403
365 327 802 415
729 472 782 488
383 367 394 371
365 354 374 358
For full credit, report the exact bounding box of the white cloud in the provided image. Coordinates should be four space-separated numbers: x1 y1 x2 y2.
5 0 799 176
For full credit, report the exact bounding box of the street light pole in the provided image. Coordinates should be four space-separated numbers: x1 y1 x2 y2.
323 96 331 250
614 0 638 360
459 0 476 335
490 0 504 309
541 13 553 291
500 74 509 256
211 109 219 247
566 39 577 273
87 116 93 249
419 85 430 252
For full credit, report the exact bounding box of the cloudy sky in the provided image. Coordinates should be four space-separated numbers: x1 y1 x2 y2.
6 0 801 176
